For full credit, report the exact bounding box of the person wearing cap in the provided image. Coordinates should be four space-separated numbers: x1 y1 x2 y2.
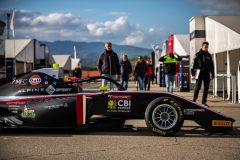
134 56 148 91
159 52 182 93
97 42 120 90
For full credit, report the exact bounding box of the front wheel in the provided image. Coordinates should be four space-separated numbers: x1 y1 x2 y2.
145 97 184 136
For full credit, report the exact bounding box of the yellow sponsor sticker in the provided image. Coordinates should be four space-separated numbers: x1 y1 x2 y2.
152 128 166 135
212 120 232 127
107 100 117 110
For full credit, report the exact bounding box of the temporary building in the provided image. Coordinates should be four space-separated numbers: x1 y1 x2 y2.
190 16 240 102
173 34 190 56
49 55 72 71
71 58 80 70
5 39 35 77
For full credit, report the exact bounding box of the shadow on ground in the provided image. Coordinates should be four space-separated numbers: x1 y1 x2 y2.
1 126 239 138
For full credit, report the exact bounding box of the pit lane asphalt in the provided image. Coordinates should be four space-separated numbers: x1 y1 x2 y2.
0 81 240 160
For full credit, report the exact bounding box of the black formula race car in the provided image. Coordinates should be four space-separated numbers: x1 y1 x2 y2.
0 71 235 136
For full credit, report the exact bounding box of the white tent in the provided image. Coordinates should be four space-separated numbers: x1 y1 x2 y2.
5 39 34 63
71 45 81 70
161 40 168 57
4 39 36 75
205 16 240 100
49 55 72 71
173 34 190 56
71 58 80 70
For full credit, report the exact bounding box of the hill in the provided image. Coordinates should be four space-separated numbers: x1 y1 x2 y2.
42 41 152 67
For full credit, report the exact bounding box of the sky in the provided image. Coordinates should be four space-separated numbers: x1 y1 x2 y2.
0 0 240 49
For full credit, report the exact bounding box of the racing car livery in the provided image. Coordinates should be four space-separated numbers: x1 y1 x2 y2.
0 71 235 136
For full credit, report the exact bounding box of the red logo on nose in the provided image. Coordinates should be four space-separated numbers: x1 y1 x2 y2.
29 75 41 85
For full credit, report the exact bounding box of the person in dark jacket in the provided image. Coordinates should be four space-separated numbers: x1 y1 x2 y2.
159 52 182 93
120 54 132 90
73 64 82 79
144 58 153 91
97 42 120 90
191 41 214 106
134 56 147 91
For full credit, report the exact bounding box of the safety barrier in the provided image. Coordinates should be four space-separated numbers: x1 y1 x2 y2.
213 74 237 103
231 75 237 104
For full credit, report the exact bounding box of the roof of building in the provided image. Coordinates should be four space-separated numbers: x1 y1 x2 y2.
174 34 190 56
71 58 80 70
51 55 71 68
208 16 240 34
5 39 32 58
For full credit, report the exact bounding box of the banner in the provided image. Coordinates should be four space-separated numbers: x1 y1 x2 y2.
10 9 15 38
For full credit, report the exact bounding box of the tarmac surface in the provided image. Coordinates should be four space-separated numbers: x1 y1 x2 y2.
0 81 240 160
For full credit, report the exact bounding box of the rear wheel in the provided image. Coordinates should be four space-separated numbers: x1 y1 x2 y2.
145 97 184 136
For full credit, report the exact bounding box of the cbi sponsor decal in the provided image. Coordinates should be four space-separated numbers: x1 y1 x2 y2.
29 75 41 85
20 106 36 118
212 120 232 127
107 95 131 113
108 100 117 110
12 79 28 86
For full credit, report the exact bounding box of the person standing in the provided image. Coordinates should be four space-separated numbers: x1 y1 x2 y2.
71 64 82 91
159 52 182 93
134 56 147 91
145 59 153 90
97 42 120 90
73 64 82 79
191 41 214 106
120 54 132 90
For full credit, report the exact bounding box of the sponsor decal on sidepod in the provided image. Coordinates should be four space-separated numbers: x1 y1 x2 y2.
29 75 41 85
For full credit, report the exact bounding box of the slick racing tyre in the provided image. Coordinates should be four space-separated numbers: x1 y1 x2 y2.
145 97 184 136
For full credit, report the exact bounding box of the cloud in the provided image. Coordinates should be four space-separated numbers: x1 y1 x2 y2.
87 16 130 37
13 10 89 39
122 32 144 45
190 0 240 15
2 10 171 48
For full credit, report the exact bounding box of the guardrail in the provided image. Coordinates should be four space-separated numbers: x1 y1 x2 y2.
213 74 237 104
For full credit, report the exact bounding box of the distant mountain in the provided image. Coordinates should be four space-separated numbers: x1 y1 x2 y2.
42 41 152 67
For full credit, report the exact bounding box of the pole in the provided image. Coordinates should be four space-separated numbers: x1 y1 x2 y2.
12 9 16 76
13 36 16 76
73 46 77 59
7 13 10 39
